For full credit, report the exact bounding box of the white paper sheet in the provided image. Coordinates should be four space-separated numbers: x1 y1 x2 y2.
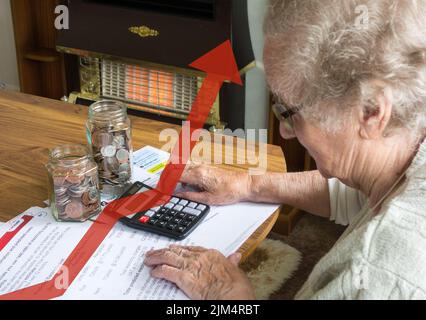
0 207 92 294
0 146 280 300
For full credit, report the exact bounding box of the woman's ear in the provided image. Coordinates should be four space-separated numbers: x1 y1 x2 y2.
358 86 393 140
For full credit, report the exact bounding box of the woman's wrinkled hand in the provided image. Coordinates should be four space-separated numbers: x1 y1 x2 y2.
143 245 255 300
176 164 252 206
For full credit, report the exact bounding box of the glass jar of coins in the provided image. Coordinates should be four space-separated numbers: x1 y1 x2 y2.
46 144 101 222
86 100 133 199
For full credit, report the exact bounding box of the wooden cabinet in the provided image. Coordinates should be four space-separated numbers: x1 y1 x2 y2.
10 0 66 99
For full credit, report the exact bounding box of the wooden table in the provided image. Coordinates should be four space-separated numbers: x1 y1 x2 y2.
0 90 286 260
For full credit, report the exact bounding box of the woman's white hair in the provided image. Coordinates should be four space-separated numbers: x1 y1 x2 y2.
264 0 426 133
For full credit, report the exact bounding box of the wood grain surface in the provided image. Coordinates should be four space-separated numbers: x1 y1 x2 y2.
0 90 286 260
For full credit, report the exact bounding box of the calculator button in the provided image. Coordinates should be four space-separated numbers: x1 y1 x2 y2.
138 216 150 224
159 208 169 215
149 218 158 225
169 209 179 216
180 220 191 227
157 221 167 228
185 214 196 221
170 197 179 204
176 212 186 219
145 210 156 217
167 223 177 230
151 206 161 212
182 207 202 216
154 213 163 219
188 202 198 208
174 205 183 211
162 215 173 221
165 203 174 209
179 200 189 206
176 226 186 233
197 204 206 211
172 218 181 224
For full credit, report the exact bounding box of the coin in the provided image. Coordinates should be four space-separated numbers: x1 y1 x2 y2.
113 135 126 148
118 171 130 181
66 174 84 184
116 149 129 163
56 195 71 208
54 185 68 196
82 191 96 206
118 163 130 173
89 174 98 187
94 153 103 162
85 163 98 176
67 184 87 198
102 177 121 186
57 207 68 217
53 176 66 186
105 157 120 172
64 201 84 219
81 175 92 187
89 186 98 200
101 145 117 157
84 203 100 216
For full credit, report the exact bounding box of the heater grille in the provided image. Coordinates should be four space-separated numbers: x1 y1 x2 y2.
74 56 221 127
101 59 200 115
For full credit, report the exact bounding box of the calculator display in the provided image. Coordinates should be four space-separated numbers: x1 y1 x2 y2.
120 182 151 198
133 185 149 194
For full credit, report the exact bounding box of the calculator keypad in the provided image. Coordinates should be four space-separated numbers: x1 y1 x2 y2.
132 197 209 238
119 182 209 240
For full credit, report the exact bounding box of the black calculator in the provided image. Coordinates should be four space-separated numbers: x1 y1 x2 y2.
118 181 210 240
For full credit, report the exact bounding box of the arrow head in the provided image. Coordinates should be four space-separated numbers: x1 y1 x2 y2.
189 40 243 85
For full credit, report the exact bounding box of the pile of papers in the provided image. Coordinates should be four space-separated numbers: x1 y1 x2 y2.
0 146 279 300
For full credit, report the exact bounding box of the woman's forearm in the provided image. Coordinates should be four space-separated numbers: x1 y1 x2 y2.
247 170 331 218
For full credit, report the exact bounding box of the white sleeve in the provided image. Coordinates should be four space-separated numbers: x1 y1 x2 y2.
328 178 367 226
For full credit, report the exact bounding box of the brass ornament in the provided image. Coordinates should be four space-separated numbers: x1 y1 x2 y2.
128 25 159 38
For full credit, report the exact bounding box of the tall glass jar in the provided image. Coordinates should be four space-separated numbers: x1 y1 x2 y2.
46 144 101 222
86 100 133 200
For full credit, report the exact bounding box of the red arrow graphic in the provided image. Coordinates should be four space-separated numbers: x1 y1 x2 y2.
0 40 242 300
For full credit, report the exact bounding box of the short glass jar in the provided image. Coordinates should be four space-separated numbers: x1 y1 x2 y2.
86 100 133 199
46 144 101 222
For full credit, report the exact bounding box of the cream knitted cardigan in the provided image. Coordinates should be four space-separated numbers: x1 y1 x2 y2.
296 140 426 300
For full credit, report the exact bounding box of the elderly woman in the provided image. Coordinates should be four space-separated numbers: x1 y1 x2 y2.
144 0 426 299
